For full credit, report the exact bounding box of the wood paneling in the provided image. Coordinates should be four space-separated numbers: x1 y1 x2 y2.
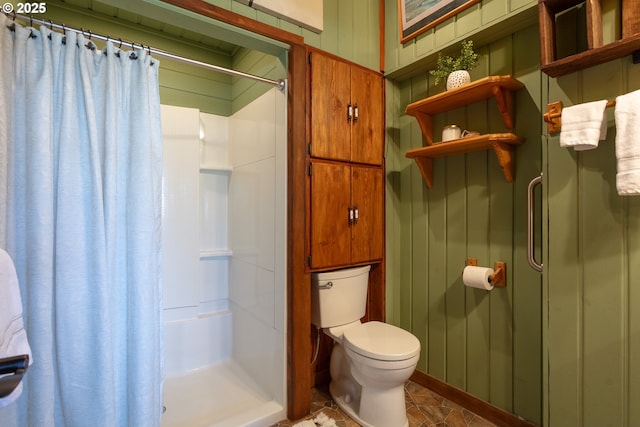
545 56 640 427
388 29 543 425
384 0 538 78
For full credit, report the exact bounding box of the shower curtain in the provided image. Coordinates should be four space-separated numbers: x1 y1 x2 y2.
0 15 163 427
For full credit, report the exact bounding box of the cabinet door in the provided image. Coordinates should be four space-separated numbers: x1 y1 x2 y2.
350 67 384 166
309 52 351 162
350 166 384 264
310 161 351 268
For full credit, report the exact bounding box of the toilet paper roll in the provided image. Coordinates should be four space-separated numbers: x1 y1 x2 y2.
462 266 494 290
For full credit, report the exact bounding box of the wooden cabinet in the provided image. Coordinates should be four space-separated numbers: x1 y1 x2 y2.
308 48 384 166
309 160 383 269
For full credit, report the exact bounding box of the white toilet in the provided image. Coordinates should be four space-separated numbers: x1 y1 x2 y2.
311 265 421 427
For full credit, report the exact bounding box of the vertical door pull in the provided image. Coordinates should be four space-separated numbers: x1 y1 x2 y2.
347 103 353 122
348 206 354 225
354 205 359 224
527 173 543 272
353 104 359 123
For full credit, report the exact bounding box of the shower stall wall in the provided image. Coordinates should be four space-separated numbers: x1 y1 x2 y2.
160 87 286 427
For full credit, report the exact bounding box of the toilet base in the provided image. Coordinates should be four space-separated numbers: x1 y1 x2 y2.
329 381 409 427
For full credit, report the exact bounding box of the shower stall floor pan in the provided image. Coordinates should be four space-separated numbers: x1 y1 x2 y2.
161 361 285 427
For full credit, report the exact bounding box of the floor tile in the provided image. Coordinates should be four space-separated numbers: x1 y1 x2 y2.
271 381 497 427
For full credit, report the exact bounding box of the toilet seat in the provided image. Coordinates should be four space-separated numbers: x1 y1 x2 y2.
343 321 420 362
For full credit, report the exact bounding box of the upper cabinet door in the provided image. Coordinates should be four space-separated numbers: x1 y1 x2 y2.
310 51 351 162
309 49 383 166
350 66 384 165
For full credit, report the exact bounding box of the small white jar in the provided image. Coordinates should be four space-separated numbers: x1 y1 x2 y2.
442 124 461 142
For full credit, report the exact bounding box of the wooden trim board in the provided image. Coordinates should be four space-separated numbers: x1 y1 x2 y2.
410 370 539 427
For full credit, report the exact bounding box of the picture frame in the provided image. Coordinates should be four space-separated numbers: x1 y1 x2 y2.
398 0 481 43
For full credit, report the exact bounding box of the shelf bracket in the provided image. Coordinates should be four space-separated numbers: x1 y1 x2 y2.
413 156 434 188
491 141 516 183
491 86 515 129
414 112 434 145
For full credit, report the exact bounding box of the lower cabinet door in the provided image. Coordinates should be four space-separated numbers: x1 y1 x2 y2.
310 161 351 269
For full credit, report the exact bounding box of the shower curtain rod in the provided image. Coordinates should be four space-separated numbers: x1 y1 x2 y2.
5 12 286 91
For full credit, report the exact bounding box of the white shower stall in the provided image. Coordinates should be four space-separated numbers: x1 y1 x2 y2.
159 87 286 427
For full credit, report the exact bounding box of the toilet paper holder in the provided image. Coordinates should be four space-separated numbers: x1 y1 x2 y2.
466 258 506 288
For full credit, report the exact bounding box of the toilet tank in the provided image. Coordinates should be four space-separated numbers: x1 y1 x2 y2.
311 265 371 328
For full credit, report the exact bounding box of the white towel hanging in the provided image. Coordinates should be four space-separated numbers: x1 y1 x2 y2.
614 89 640 195
559 100 608 151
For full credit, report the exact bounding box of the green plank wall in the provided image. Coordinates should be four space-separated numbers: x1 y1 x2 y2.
215 0 381 72
386 26 543 424
384 0 640 425
544 57 640 427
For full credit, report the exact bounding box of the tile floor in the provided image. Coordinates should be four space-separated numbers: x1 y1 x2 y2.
272 380 497 427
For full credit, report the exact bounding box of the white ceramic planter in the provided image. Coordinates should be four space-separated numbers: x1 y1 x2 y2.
446 70 471 91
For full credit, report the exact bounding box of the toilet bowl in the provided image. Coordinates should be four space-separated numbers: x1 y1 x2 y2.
311 266 421 427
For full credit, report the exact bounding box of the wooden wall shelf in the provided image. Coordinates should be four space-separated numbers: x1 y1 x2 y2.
405 133 524 188
404 75 524 188
539 0 640 77
405 75 524 146
541 32 640 77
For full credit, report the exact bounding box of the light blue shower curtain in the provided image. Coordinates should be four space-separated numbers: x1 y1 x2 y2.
0 15 163 427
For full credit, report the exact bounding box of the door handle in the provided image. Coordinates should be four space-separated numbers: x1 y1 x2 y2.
527 173 543 272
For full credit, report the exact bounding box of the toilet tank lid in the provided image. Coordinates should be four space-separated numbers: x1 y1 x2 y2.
311 265 371 282
343 321 420 361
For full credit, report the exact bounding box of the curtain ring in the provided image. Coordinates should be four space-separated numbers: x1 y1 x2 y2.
29 16 33 27
87 29 92 40
11 10 16 21
48 19 53 30
118 38 123 49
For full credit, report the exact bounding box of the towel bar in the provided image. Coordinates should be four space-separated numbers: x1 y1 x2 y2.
543 100 616 133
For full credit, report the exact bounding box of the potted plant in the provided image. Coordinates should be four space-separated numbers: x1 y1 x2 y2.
430 40 479 91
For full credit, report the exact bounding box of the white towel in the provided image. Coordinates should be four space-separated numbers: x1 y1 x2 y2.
559 100 608 151
0 248 32 408
292 412 337 427
614 89 640 195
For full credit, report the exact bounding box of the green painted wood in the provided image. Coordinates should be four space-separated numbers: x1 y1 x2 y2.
487 35 515 412
427 152 447 381
231 47 284 113
302 0 379 71
545 55 640 427
511 25 543 424
384 0 538 79
385 80 404 329
629 54 640 427
392 29 542 424
444 156 467 390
